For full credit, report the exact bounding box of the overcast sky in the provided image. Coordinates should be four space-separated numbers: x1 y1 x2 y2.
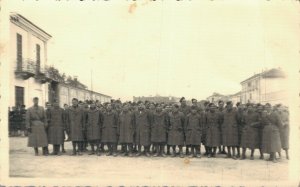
6 0 299 101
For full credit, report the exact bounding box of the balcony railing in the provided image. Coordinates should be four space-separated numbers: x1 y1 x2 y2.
15 59 37 80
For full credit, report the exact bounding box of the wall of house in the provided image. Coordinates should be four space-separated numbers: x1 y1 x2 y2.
9 22 48 108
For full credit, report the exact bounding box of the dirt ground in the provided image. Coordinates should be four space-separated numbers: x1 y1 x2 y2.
8 137 295 185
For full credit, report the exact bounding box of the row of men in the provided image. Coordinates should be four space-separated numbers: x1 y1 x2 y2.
25 97 289 162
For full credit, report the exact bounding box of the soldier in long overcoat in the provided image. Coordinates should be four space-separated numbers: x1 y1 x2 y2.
118 104 135 156
185 105 202 158
47 101 65 155
202 101 210 156
101 104 119 156
179 97 191 156
151 104 168 157
67 98 85 156
134 103 152 157
217 100 227 154
240 104 262 160
236 102 245 158
221 101 239 159
205 103 221 158
25 97 48 156
168 104 185 158
86 103 102 156
261 103 282 162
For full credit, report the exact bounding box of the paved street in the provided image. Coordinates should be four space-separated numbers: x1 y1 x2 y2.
9 137 293 185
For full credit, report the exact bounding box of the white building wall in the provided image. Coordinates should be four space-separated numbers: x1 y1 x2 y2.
9 22 49 108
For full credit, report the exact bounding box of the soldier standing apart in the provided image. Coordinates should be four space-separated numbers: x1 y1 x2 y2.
101 104 119 156
47 101 65 155
261 103 282 163
151 104 168 157
185 105 202 158
67 98 85 156
221 101 239 159
25 97 48 156
168 104 185 158
86 103 102 156
205 103 221 158
118 104 135 157
134 103 152 157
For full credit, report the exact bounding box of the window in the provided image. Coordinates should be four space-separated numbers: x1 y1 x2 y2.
250 93 252 100
15 86 24 107
247 82 252 87
16 33 22 70
36 44 41 72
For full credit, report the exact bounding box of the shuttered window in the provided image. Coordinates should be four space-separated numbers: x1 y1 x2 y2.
15 86 24 107
16 33 22 70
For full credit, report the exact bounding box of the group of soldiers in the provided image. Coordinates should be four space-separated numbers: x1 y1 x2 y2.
25 96 289 163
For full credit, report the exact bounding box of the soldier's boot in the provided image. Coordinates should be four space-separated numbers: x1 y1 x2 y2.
186 146 190 156
135 146 142 157
221 146 227 154
128 144 134 157
89 144 95 155
179 146 184 158
160 145 166 157
232 147 237 160
240 148 246 160
42 147 48 156
34 147 39 156
153 145 159 157
45 146 49 155
61 143 66 153
145 146 151 157
250 149 254 160
96 144 101 156
171 146 176 157
269 153 277 163
166 145 171 155
259 149 264 159
77 143 83 156
56 145 61 156
236 146 240 158
71 142 77 156
121 144 127 156
285 149 289 160
204 146 209 156
106 144 112 156
189 146 194 158
226 147 231 158
196 146 201 158
113 144 118 157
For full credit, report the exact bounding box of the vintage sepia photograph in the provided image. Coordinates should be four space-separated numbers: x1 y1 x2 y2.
0 0 299 186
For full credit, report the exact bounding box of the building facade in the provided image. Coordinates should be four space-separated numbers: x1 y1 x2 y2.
133 95 180 104
240 68 288 105
58 83 111 107
9 13 52 108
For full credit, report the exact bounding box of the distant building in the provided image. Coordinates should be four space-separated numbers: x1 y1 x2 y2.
206 92 229 104
9 13 52 108
46 68 111 106
58 83 111 107
133 95 180 104
240 68 288 105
